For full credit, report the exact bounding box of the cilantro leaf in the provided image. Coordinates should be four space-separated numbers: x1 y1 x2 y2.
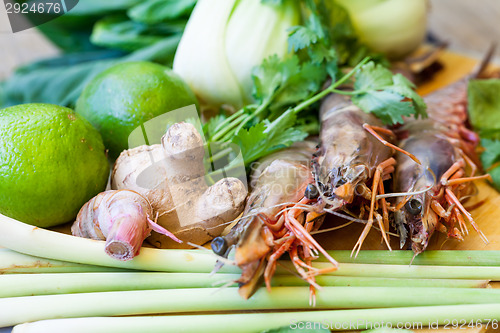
468 79 500 138
481 138 500 169
251 55 326 113
251 55 300 103
232 110 308 165
270 62 326 112
354 62 393 90
353 62 427 124
353 90 415 125
203 114 227 138
288 26 319 53
390 74 427 118
480 138 500 190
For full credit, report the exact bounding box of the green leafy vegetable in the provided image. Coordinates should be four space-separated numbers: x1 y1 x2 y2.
352 62 427 124
232 110 308 164
468 79 500 139
252 55 326 112
91 15 184 52
128 0 196 24
468 79 500 190
67 0 142 16
1 37 180 108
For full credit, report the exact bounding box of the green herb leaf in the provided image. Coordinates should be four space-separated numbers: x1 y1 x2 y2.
287 25 319 52
480 138 500 168
468 79 500 139
480 138 500 190
353 62 427 124
203 114 227 138
251 55 326 113
353 90 415 124
251 55 300 103
232 110 307 165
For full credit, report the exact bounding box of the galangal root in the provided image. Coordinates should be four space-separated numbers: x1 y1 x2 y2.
111 122 247 248
72 189 181 261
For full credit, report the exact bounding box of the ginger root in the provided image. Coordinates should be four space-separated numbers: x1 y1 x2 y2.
111 122 247 248
71 189 181 260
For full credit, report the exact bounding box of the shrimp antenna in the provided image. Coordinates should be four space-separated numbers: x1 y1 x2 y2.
323 208 371 224
376 186 433 200
472 42 496 78
310 220 355 235
186 241 237 267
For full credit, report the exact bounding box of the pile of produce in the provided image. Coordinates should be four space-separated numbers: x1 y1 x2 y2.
2 0 500 332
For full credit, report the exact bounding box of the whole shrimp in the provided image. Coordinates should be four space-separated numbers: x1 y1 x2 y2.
392 51 494 254
309 93 418 256
211 141 338 300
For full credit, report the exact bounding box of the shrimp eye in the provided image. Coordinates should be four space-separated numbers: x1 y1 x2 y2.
211 237 228 256
405 199 422 215
304 184 319 199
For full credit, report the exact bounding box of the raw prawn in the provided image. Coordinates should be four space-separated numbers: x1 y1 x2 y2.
309 93 418 256
211 141 338 300
392 52 495 254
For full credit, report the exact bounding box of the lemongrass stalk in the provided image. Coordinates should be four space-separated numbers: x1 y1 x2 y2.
285 262 500 280
13 303 500 333
322 250 500 266
3 287 500 327
0 248 125 274
0 214 229 273
4 215 500 279
0 272 239 298
0 273 488 298
272 276 488 289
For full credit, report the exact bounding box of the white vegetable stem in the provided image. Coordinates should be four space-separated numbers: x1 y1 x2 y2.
0 248 124 273
0 273 487 298
3 287 500 327
12 304 500 333
0 213 228 273
4 214 500 280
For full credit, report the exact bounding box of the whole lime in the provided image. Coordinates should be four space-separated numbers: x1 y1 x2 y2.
75 61 198 158
0 103 109 227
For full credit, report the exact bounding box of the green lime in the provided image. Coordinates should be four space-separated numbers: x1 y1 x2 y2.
0 103 109 227
75 61 198 158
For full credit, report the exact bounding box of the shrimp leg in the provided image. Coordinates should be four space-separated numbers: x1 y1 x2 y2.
352 158 395 257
